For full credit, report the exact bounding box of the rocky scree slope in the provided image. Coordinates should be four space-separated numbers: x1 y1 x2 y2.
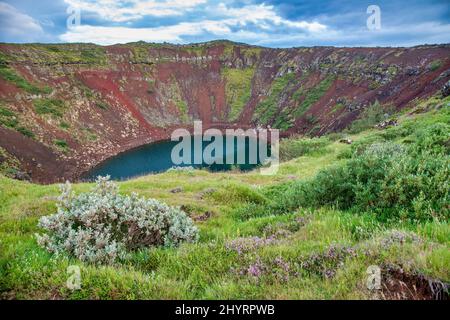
0 41 449 183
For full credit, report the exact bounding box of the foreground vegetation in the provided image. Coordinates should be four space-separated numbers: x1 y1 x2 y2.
0 95 449 299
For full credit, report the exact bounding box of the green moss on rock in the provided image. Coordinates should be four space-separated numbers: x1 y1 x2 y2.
222 67 255 121
292 76 335 118
0 64 52 95
253 73 296 126
34 98 66 117
54 139 69 151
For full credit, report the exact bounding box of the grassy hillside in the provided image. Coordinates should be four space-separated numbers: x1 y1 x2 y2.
0 95 449 299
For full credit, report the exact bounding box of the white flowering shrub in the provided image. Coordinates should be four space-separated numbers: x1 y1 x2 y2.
36 176 198 264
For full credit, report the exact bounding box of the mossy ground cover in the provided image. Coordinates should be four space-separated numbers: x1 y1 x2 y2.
292 75 335 118
163 78 190 123
0 105 35 138
0 65 51 95
0 51 51 95
253 73 297 127
53 139 69 152
33 98 66 118
0 96 448 299
222 67 255 121
41 44 108 65
256 74 335 131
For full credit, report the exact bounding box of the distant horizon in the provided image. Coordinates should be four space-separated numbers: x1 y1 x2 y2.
1 0 449 47
1 39 450 49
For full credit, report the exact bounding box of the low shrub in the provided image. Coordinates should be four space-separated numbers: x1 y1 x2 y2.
348 101 393 134
379 124 412 140
235 121 449 223
36 176 199 264
279 136 330 161
210 183 267 206
232 181 304 221
411 122 449 154
299 141 448 222
325 132 346 141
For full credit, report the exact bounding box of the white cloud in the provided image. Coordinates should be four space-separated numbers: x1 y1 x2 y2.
64 0 207 22
216 3 327 33
0 2 44 41
59 2 328 45
60 20 232 44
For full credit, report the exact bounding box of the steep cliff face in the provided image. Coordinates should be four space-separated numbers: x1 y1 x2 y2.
0 41 449 183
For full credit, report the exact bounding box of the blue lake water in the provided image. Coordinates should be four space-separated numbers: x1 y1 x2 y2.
84 136 269 181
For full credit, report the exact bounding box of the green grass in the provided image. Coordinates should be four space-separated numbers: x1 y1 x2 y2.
0 111 18 128
165 78 190 123
0 105 34 138
0 65 51 95
270 74 334 130
253 73 296 127
428 59 442 72
0 105 17 128
33 98 66 117
279 136 331 161
0 96 449 299
16 127 34 138
59 122 70 130
0 106 15 117
175 99 188 119
222 67 255 121
41 45 108 65
95 101 109 110
53 139 69 151
347 100 394 134
292 76 335 118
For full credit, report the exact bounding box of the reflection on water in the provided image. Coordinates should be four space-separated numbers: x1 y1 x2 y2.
84 136 268 181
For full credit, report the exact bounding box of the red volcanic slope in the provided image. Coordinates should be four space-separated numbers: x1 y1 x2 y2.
0 41 449 183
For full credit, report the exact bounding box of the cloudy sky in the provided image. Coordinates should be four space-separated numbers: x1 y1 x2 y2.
0 0 449 47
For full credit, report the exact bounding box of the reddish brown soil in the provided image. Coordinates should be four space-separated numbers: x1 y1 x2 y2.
0 126 72 182
381 265 449 300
